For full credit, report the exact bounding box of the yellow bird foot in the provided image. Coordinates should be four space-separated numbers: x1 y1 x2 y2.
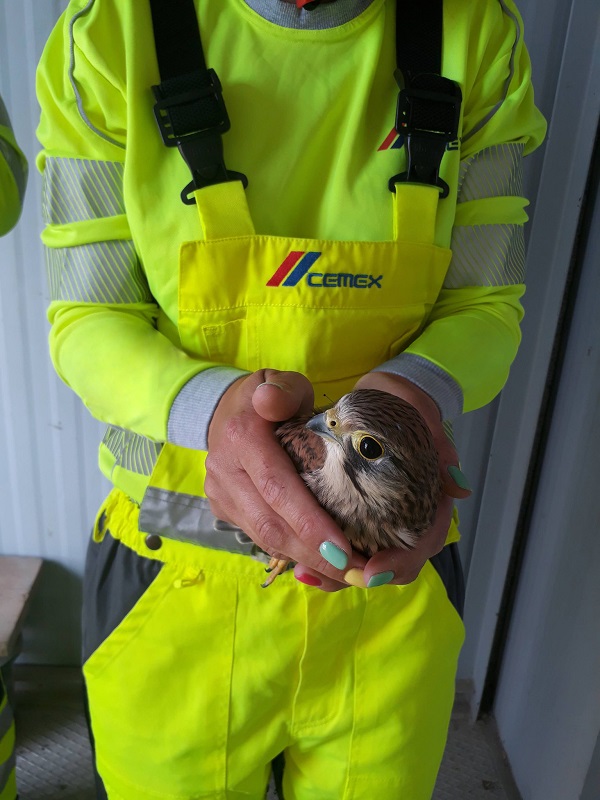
261 557 290 588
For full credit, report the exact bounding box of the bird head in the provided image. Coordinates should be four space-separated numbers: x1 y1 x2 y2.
302 389 441 550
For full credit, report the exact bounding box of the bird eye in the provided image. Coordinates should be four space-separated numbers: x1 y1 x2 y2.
357 435 384 460
327 419 337 428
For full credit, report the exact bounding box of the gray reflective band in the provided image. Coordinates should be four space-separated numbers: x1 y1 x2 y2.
139 487 270 561
42 157 125 224
46 240 153 303
457 143 524 201
447 223 525 288
103 427 162 476
448 142 526 288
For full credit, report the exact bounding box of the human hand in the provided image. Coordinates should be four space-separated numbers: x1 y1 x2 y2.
292 371 471 591
205 369 364 584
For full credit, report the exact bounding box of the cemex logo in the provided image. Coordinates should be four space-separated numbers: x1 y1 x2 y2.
266 251 383 290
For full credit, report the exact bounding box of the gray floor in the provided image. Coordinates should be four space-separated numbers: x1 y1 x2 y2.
12 666 520 799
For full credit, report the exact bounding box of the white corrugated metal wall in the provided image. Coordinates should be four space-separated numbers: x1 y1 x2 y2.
0 0 109 664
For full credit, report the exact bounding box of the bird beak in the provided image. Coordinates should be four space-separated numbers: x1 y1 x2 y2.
305 412 338 443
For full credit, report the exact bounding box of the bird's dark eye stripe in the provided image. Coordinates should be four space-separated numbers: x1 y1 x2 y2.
358 435 384 460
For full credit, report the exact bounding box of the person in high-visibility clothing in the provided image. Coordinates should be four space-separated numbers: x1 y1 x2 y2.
36 0 545 797
0 93 28 800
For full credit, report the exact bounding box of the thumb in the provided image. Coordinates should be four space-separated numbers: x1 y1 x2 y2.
252 370 315 422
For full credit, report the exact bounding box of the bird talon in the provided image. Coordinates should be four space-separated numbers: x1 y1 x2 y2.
261 557 290 588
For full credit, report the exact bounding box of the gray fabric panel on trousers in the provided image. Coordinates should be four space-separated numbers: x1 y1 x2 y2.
430 543 465 619
81 526 163 664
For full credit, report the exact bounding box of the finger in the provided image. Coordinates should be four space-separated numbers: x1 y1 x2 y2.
363 494 455 587
252 370 315 422
236 435 355 569
293 564 348 593
433 431 472 500
206 460 357 581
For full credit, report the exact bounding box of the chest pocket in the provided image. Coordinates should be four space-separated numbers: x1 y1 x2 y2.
178 182 451 403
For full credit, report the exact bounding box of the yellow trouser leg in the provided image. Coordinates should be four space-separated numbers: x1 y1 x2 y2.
84 490 463 799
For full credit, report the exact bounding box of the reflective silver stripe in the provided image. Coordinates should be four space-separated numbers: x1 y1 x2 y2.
449 142 526 288
46 240 153 303
69 0 124 149
446 223 525 288
42 157 125 224
457 143 524 201
139 488 270 561
462 0 521 144
103 427 162 476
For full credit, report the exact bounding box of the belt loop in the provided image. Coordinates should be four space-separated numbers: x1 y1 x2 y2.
393 183 439 245
194 180 256 240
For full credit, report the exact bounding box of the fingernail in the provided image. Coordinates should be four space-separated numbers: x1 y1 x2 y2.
257 381 288 392
344 568 367 589
448 465 471 490
296 572 322 587
367 571 395 588
319 541 348 570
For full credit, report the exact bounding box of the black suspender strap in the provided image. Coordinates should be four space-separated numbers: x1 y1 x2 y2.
149 0 247 204
392 0 462 197
148 0 460 203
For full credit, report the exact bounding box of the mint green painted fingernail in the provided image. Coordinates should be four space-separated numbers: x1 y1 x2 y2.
319 541 348 570
448 465 471 490
367 571 395 588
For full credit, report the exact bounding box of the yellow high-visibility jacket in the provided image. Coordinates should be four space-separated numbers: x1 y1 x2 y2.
0 96 27 236
36 0 546 501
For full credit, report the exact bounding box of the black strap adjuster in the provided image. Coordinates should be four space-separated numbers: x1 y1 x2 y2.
395 78 461 141
389 71 462 198
152 68 230 145
152 68 248 203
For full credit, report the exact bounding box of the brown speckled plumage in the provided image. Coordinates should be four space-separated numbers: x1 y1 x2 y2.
276 389 441 559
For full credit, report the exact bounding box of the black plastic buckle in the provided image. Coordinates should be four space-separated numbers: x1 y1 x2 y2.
389 74 461 198
395 83 461 141
388 133 451 198
153 69 248 203
152 68 230 146
180 170 249 205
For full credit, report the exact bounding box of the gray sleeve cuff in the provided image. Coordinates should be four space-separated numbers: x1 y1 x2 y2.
167 366 250 451
371 353 464 420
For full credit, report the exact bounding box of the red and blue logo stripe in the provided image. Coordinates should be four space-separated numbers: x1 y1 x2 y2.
266 251 322 287
378 128 405 151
